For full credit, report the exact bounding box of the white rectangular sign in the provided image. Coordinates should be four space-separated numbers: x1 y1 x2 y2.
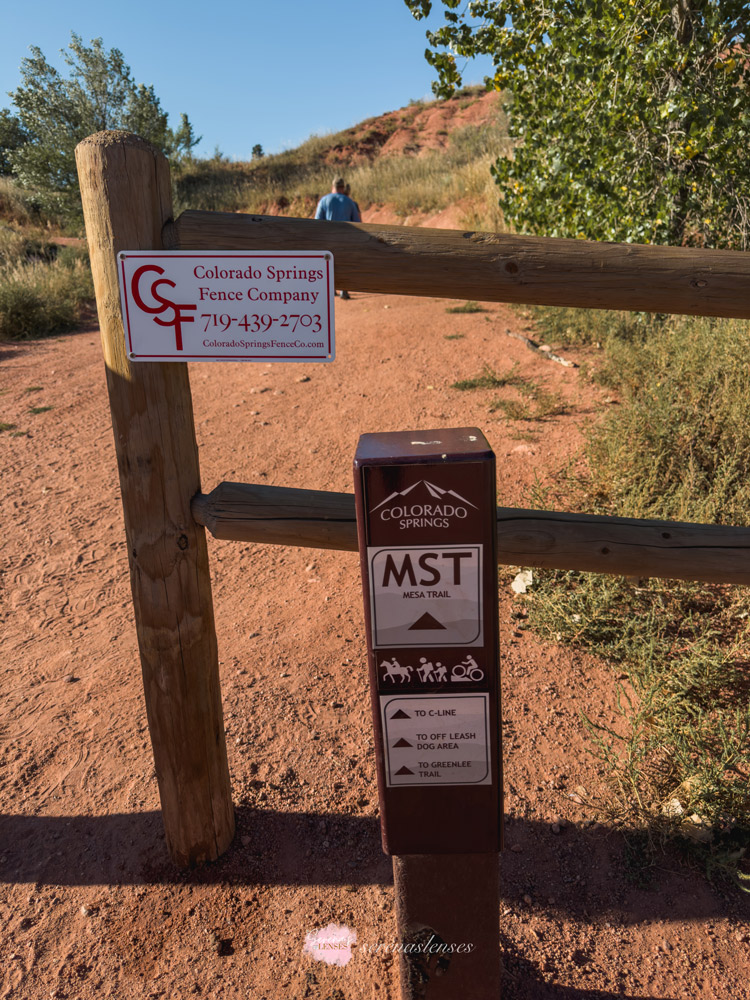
368 544 483 648
380 693 491 786
117 250 335 362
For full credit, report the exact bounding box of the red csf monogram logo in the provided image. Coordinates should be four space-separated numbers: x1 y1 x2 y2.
131 264 197 350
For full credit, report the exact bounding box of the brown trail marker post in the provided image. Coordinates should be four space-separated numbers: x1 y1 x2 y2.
354 428 502 999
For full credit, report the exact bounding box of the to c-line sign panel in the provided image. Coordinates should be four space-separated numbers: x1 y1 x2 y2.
380 693 491 786
354 428 503 855
117 250 335 362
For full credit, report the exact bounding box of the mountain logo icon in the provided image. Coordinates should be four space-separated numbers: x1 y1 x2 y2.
370 480 477 514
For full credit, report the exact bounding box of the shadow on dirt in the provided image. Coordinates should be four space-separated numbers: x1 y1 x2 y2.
501 945 672 1000
1 808 746 925
0 341 35 362
0 311 99 360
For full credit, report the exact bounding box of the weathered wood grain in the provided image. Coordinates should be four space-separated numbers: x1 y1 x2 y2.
192 481 750 586
167 211 750 319
76 131 234 866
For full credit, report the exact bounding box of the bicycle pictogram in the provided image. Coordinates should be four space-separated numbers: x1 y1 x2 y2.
450 655 484 682
381 654 484 684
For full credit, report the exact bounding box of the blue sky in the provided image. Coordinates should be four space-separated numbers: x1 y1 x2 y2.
0 1 494 161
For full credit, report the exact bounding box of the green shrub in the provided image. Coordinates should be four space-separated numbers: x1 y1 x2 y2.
526 303 657 349
592 314 750 525
0 225 60 268
526 307 750 524
520 306 750 885
446 300 485 314
0 178 31 226
452 363 522 390
0 245 93 341
528 569 750 881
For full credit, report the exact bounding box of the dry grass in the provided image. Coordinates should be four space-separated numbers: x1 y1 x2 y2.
0 225 93 341
521 306 750 886
173 94 511 230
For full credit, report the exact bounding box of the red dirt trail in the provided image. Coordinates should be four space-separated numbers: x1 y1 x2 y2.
1 291 749 999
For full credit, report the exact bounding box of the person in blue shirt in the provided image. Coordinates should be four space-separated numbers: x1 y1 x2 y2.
315 177 362 223
314 177 361 299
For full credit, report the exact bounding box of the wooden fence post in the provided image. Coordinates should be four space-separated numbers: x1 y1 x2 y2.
75 130 234 866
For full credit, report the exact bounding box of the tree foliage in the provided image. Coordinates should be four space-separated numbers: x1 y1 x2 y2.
405 1 750 248
2 34 200 214
0 110 28 176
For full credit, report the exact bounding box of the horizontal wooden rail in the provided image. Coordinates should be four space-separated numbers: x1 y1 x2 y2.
167 211 750 319
191 482 750 586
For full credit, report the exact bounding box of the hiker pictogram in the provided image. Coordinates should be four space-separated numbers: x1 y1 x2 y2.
381 655 484 684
